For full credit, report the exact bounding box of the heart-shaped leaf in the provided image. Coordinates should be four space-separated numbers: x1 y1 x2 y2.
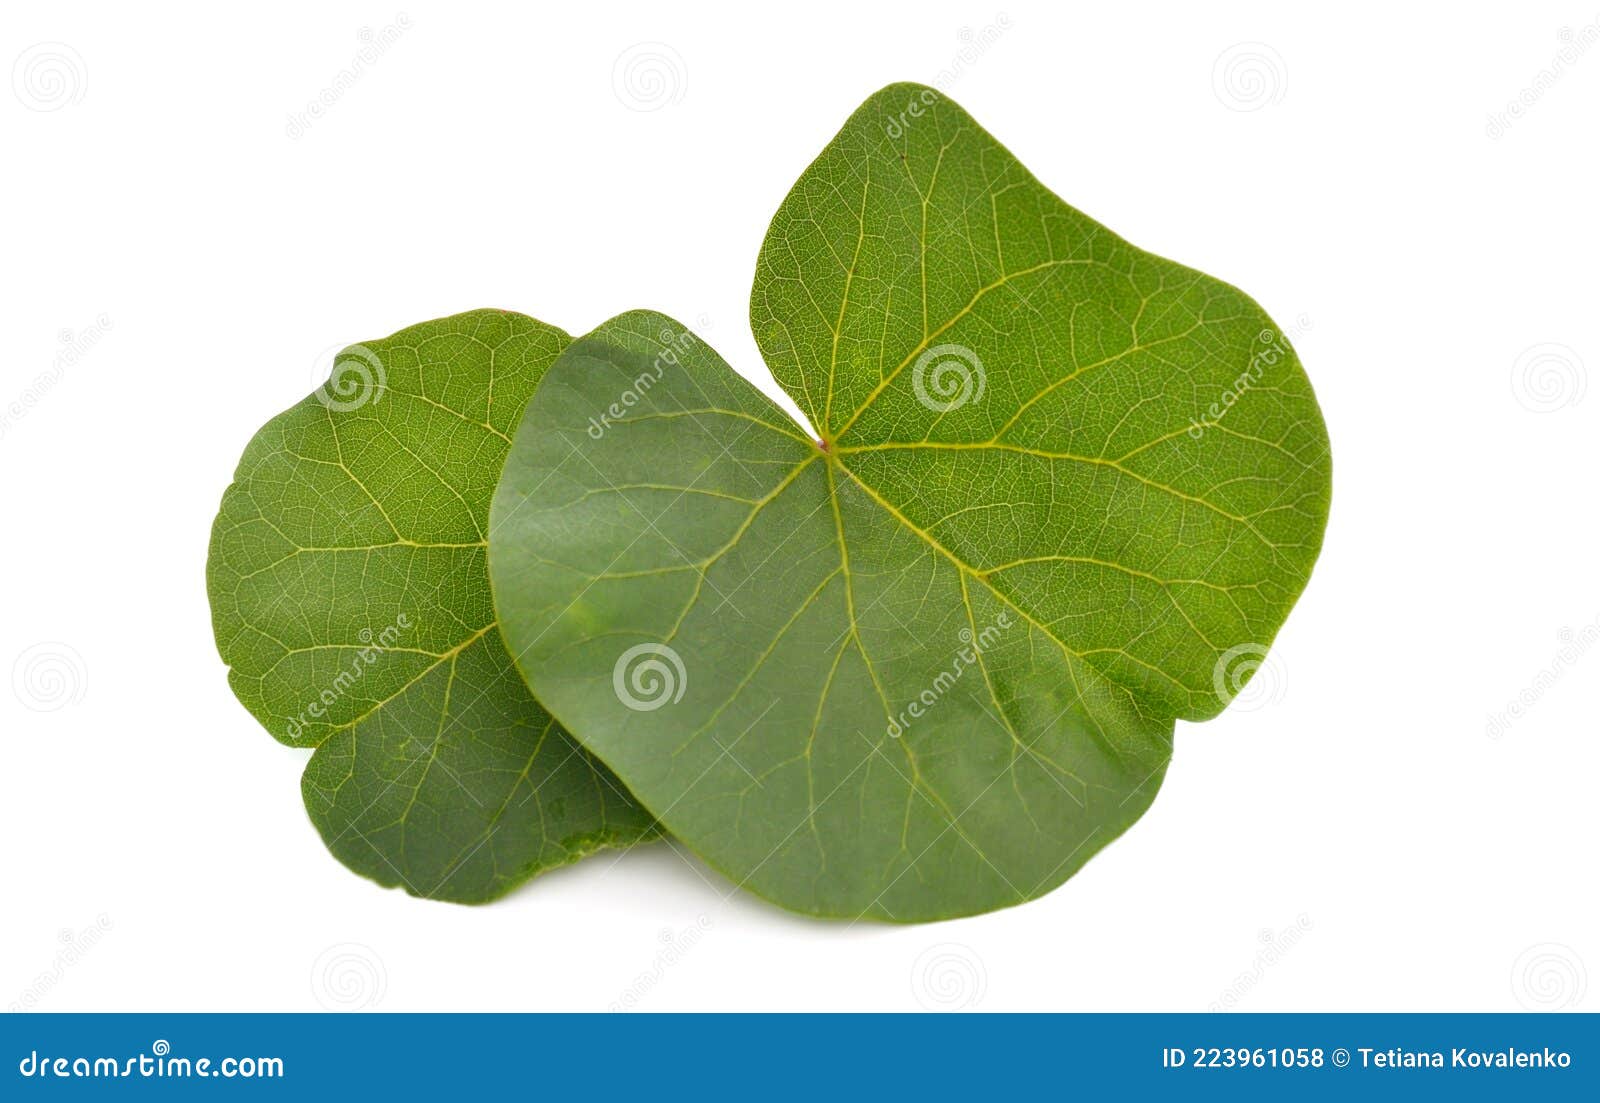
208 310 655 902
489 85 1330 921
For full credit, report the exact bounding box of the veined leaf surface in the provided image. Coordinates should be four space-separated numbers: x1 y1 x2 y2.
208 310 655 903
491 85 1331 920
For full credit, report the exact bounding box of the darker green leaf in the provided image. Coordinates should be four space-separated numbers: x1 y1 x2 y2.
488 85 1330 920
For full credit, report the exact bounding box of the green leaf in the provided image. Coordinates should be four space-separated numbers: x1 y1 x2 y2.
207 309 656 903
490 85 1330 921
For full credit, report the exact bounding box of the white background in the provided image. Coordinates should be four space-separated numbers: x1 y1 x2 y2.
2 1 1596 1013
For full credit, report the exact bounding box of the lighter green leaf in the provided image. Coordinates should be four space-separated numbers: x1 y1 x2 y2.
490 84 1330 920
208 310 655 903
